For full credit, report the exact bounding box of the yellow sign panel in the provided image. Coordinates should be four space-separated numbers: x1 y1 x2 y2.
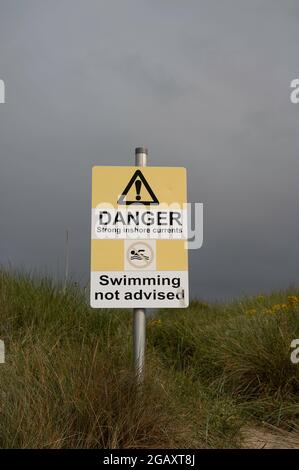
92 166 187 208
90 166 189 308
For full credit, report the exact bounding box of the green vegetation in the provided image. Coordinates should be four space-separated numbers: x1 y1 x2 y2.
0 270 299 448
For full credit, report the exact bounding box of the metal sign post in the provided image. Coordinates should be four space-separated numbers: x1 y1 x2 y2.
90 149 189 383
133 147 147 384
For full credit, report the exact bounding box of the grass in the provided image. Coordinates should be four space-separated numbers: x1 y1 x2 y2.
0 270 299 448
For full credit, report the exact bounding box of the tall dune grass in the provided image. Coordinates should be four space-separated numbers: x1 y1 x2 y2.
0 270 299 448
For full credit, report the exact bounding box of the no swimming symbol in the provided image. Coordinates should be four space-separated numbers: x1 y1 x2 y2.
117 170 159 206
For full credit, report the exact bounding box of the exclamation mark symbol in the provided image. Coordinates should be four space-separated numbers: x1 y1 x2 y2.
135 179 142 201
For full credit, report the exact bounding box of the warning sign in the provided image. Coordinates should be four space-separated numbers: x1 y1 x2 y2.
117 170 159 205
90 166 189 308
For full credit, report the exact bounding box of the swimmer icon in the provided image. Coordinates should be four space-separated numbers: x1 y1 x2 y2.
126 242 154 269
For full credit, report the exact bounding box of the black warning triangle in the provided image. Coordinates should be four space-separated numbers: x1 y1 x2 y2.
117 170 159 206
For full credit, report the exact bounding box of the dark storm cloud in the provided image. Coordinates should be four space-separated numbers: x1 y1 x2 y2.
0 0 299 300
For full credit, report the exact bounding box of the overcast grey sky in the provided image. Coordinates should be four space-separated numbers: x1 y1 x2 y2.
0 0 299 301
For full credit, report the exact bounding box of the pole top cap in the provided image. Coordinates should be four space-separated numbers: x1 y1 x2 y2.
135 147 148 155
